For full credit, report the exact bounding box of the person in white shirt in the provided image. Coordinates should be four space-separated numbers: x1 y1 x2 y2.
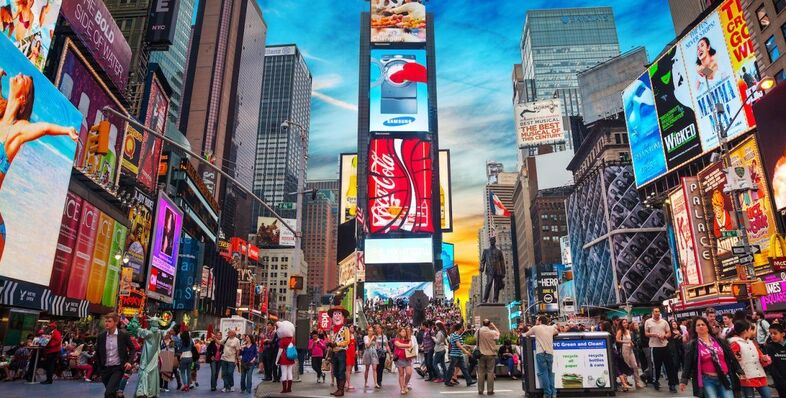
644 308 677 392
525 316 558 398
221 330 241 392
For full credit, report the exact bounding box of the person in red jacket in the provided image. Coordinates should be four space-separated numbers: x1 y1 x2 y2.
42 322 61 384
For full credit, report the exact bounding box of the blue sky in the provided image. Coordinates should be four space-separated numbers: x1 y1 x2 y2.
258 0 676 300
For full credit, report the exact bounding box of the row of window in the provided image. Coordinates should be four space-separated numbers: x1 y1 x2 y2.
757 1 786 81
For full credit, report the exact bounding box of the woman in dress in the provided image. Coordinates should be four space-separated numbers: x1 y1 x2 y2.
362 326 380 389
393 326 414 395
345 324 357 391
617 319 645 389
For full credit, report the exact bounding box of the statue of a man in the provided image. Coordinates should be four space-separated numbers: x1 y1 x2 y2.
480 237 506 303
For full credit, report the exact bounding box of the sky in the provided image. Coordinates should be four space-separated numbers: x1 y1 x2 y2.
258 0 676 305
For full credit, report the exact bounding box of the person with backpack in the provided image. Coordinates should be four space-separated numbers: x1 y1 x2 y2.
753 311 771 346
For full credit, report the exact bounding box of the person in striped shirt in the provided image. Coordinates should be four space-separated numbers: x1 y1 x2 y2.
444 324 475 388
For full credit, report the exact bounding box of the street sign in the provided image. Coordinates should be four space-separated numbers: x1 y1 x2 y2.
737 254 754 265
722 230 739 238
732 245 761 256
278 202 295 210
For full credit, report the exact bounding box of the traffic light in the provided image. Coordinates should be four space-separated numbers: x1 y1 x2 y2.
289 275 304 290
88 120 111 155
731 282 749 300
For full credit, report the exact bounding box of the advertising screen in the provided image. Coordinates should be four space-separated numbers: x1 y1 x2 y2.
670 185 700 285
56 42 128 185
126 189 154 283
50 192 83 296
698 162 739 279
138 71 168 191
683 176 716 284
0 0 60 70
146 192 184 303
760 271 786 313
0 34 81 286
368 137 433 234
339 153 358 224
536 271 560 313
370 0 426 43
370 49 429 132
622 72 667 187
102 220 127 307
446 265 460 292
255 217 296 247
365 237 433 264
513 99 564 147
439 150 453 231
66 201 99 299
167 233 199 310
86 212 115 304
440 243 454 299
121 125 144 176
364 282 433 302
754 83 786 213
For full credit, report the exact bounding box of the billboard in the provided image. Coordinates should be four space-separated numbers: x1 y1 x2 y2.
85 212 115 304
102 220 127 307
146 192 184 303
698 162 739 279
682 177 716 284
754 84 786 213
339 153 358 224
167 233 199 310
147 0 180 49
60 0 132 91
369 49 429 132
370 0 426 43
121 125 144 176
0 0 60 70
513 99 564 147
439 150 453 231
255 217 296 248
138 70 168 192
367 137 433 234
50 192 83 296
126 189 154 283
440 242 454 300
670 184 701 285
622 72 668 187
66 201 98 299
536 271 559 314
0 34 81 286
364 282 433 302
365 237 433 264
56 42 128 185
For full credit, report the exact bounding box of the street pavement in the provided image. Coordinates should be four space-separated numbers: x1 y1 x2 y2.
0 365 694 398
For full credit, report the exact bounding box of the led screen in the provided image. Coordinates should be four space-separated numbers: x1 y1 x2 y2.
365 237 433 264
364 282 433 302
370 49 429 132
370 0 426 43
146 192 184 303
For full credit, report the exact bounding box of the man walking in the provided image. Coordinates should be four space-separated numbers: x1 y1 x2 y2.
221 329 241 392
753 311 770 345
476 319 500 395
645 307 677 393
95 313 135 398
444 323 476 388
525 316 558 398
420 321 436 381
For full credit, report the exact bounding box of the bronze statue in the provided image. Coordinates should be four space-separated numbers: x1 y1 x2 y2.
480 237 506 303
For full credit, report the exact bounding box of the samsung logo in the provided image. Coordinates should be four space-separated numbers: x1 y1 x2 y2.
383 117 416 126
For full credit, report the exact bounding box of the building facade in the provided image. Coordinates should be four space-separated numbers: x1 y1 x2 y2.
668 0 720 34
743 0 786 84
577 47 649 124
105 0 152 116
302 189 338 298
531 187 571 266
480 172 519 304
259 248 308 317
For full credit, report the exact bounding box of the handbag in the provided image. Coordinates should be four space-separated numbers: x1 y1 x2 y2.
405 344 417 359
286 343 297 360
322 358 332 372
472 347 481 360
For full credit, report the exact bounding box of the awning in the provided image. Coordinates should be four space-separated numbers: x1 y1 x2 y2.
0 277 51 312
49 295 89 318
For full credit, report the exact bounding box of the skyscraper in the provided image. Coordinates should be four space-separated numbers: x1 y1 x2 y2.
481 171 519 304
253 45 313 235
180 0 267 237
302 188 338 298
105 0 153 115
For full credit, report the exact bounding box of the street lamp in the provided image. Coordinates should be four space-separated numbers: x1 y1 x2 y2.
114 251 130 265
281 119 308 324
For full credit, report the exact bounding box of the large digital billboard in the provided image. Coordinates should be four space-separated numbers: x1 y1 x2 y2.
0 34 81 286
255 217 296 248
370 49 429 132
439 150 453 232
370 0 426 43
670 183 701 285
622 72 667 187
0 0 60 71
368 137 433 234
364 282 433 302
138 68 168 191
50 192 83 295
365 237 433 264
146 192 184 303
126 189 154 283
439 242 454 300
513 99 564 147
754 83 786 213
339 153 358 224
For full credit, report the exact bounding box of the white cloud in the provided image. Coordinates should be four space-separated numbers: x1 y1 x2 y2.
312 90 358 112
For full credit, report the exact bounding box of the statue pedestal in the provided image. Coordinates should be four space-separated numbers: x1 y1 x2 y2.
473 303 510 334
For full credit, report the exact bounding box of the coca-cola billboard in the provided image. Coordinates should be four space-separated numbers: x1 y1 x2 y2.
367 138 434 234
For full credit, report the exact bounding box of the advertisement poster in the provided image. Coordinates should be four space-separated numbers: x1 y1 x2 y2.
370 49 429 132
50 192 84 295
168 234 198 310
439 150 453 232
139 72 168 192
66 201 99 299
367 137 434 234
255 217 296 247
126 189 153 283
0 0 60 70
719 0 760 127
680 12 747 149
649 46 702 169
370 0 426 43
534 338 611 389
86 211 114 304
728 137 776 273
339 153 358 224
698 162 740 279
146 192 184 303
118 288 145 317
59 0 132 91
761 271 786 313
56 42 127 184
683 177 716 284
102 221 127 307
364 282 433 302
622 73 668 187
670 187 700 285
0 35 81 286
513 99 564 147
121 125 144 175
537 271 560 313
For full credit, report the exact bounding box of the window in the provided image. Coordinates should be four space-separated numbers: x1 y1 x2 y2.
767 35 781 61
542 225 549 231
776 69 786 83
776 0 786 14
783 22 786 44
758 5 771 29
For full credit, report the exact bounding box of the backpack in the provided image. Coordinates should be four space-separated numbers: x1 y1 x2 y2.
286 342 297 360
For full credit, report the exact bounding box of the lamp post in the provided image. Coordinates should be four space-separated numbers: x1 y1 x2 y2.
281 119 308 325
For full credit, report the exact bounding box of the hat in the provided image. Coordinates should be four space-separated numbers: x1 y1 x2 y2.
327 306 350 318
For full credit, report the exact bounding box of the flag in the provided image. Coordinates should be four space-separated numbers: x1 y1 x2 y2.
490 191 511 217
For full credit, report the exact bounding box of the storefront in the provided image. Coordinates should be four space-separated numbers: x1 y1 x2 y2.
0 277 52 346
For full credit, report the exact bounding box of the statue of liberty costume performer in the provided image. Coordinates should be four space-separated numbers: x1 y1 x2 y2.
128 315 171 398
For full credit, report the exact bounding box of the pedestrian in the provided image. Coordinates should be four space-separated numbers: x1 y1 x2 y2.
221 329 241 392
420 321 435 381
308 331 327 383
345 324 357 391
728 320 773 398
720 314 735 339
525 316 558 398
206 332 222 392
40 321 61 384
276 320 297 394
74 344 95 382
679 317 740 398
444 323 475 388
262 321 278 382
95 313 135 398
327 305 351 397
617 319 645 389
765 323 786 398
159 332 178 392
752 311 771 346
705 307 722 337
393 326 414 395
177 329 193 392
670 319 685 377
477 319 500 395
432 321 447 383
373 324 390 388
362 326 380 389
645 307 677 392
240 334 258 393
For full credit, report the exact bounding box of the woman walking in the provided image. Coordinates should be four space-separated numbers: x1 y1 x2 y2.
308 331 327 383
728 321 773 398
670 320 685 374
679 317 740 398
617 319 645 389
240 334 258 394
432 321 447 383
373 324 390 388
363 326 380 389
393 327 414 395
177 330 194 392
206 333 223 392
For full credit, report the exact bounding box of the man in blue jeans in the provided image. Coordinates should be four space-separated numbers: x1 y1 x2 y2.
221 330 242 392
525 316 558 398
444 323 476 387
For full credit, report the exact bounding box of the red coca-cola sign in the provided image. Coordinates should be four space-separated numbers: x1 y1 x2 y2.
367 138 434 234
